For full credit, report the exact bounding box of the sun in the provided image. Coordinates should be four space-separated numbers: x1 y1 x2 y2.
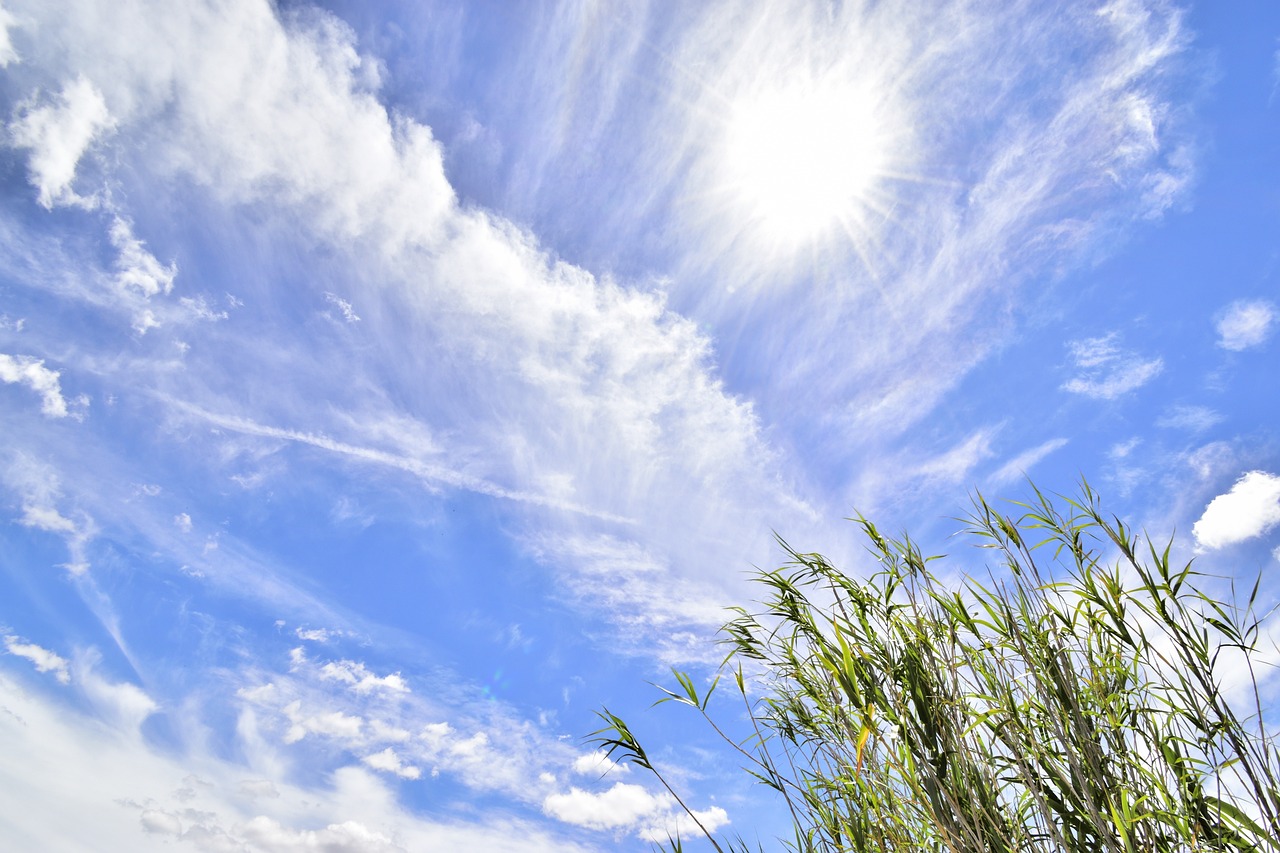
720 81 890 249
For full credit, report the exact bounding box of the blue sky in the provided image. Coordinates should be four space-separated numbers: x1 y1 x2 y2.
1 0 1278 849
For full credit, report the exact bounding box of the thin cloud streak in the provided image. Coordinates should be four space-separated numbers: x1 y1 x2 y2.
171 400 637 525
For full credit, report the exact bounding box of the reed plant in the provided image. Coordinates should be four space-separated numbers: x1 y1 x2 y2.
594 484 1280 852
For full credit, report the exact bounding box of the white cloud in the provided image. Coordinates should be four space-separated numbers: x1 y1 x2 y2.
0 674 594 852
524 0 1194 457
138 809 184 837
238 816 402 852
913 428 999 486
989 438 1069 487
1193 471 1280 550
281 699 363 743
1062 333 1163 399
238 646 584 809
325 292 361 323
544 782 670 831
0 353 69 417
0 5 16 66
1156 404 1222 432
638 806 732 845
110 216 177 300
176 294 229 323
543 781 729 841
571 749 629 778
362 747 421 780
3 635 71 684
1109 437 1141 459
526 533 727 664
2 454 95 573
1274 40 1280 99
20 504 76 534
237 778 279 800
78 662 159 734
319 660 408 695
9 75 114 208
171 402 632 524
1215 299 1275 351
173 512 192 533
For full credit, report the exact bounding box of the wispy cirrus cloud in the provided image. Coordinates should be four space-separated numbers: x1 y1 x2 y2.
1157 404 1223 432
1 453 96 573
1062 333 1163 399
501 0 1195 466
1215 299 1275 351
0 0 1197 647
989 438 1070 488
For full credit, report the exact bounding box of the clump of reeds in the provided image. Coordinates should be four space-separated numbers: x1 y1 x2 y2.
595 484 1280 852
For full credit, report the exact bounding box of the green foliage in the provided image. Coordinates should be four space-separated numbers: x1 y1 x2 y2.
593 484 1280 852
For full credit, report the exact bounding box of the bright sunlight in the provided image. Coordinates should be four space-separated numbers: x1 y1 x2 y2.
723 82 887 247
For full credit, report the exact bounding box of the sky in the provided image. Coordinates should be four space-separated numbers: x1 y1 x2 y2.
0 0 1278 849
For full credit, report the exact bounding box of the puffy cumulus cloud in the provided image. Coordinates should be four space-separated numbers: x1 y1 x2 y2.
362 747 421 780
1062 333 1163 399
281 699 363 744
234 646 579 808
0 674 595 852
238 816 402 852
638 806 732 845
319 660 409 695
3 635 71 684
0 353 69 417
8 75 114 208
418 723 506 783
570 749 629 778
1215 299 1275 351
1193 471 1280 550
9 0 454 249
543 781 729 841
544 782 671 831
110 217 176 298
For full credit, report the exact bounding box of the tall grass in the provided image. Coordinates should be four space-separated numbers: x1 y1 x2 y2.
594 485 1280 852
